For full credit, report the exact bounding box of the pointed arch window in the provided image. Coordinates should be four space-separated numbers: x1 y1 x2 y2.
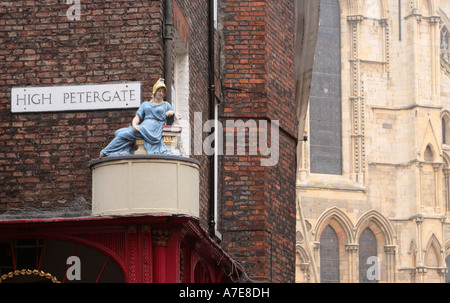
320 225 340 283
424 145 434 162
442 113 450 144
358 228 378 283
309 0 342 175
444 117 447 144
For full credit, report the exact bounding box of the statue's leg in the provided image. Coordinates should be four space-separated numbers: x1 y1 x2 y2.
100 126 142 156
138 121 171 155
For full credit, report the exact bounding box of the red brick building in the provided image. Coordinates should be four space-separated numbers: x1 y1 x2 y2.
0 0 306 283
218 0 298 282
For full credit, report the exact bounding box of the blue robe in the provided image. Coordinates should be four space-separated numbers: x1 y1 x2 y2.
101 101 181 157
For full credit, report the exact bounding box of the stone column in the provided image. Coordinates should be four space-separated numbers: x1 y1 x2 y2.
384 245 397 283
418 163 424 211
415 215 425 283
433 163 443 212
443 168 450 214
347 15 366 186
429 16 441 100
313 241 320 281
345 243 359 283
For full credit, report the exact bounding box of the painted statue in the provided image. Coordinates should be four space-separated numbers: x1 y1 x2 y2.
99 78 182 158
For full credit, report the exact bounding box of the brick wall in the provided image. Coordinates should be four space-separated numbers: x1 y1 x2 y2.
0 0 165 214
264 0 296 281
0 0 297 282
219 0 297 282
0 0 211 225
174 0 211 230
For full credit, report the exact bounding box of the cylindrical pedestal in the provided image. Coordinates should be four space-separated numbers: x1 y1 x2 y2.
90 155 200 218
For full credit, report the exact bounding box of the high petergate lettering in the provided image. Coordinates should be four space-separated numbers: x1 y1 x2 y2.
62 90 136 104
15 93 53 106
11 82 141 113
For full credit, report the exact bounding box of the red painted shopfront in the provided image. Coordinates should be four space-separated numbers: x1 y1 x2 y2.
0 215 239 283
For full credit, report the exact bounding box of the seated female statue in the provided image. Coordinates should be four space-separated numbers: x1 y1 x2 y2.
100 78 182 158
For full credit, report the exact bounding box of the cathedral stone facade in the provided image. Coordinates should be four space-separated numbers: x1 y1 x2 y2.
296 0 450 283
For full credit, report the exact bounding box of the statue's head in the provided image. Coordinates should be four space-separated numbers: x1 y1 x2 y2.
152 78 167 97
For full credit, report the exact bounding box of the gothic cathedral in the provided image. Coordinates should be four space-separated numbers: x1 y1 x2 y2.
296 0 450 283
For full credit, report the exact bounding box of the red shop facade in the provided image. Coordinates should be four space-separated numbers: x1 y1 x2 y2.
0 215 239 283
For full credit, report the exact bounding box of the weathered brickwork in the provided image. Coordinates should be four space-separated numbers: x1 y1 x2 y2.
219 0 297 282
220 0 267 117
0 1 163 214
174 0 211 229
0 0 299 283
0 0 213 226
265 0 297 137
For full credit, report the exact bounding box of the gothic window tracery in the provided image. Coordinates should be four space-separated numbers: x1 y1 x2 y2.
309 0 342 175
320 225 340 283
358 228 378 283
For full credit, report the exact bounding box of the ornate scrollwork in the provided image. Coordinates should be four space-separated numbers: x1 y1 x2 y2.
0 269 60 283
152 228 170 246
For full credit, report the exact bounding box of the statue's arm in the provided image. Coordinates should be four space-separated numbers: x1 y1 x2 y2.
132 114 141 132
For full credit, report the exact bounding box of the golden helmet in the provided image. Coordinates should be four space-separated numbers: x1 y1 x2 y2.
152 78 167 97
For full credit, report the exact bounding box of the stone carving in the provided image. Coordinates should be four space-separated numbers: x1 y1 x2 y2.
100 78 182 158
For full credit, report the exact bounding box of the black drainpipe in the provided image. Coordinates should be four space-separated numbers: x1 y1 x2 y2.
208 0 217 238
164 0 174 125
